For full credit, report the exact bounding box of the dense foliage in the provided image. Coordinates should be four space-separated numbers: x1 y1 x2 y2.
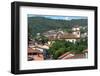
48 38 87 59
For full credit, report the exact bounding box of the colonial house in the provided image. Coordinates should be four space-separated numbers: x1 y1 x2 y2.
28 43 51 60
58 49 88 60
47 26 80 45
28 47 44 61
58 53 86 59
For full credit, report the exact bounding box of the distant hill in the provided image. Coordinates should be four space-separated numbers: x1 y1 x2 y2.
28 17 88 37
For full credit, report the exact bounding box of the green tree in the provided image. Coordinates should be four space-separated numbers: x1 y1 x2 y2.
48 39 87 59
49 40 67 59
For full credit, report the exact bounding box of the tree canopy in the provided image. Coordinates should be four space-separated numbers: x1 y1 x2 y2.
49 39 87 59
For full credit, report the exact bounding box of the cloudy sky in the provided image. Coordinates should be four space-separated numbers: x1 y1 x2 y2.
28 14 87 20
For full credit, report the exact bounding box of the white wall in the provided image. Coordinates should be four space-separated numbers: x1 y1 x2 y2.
0 0 100 76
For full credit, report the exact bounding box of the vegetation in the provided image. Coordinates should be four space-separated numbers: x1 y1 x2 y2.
28 16 88 60
48 38 87 59
34 35 48 45
28 17 87 38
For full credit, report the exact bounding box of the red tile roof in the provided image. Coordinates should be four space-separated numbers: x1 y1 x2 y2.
48 33 80 41
28 47 42 54
58 52 86 59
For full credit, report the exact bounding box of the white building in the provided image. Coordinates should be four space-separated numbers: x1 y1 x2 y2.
47 26 80 44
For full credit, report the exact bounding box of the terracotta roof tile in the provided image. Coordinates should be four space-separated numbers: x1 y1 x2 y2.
28 47 42 54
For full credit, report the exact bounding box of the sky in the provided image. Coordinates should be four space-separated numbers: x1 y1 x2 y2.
28 14 87 20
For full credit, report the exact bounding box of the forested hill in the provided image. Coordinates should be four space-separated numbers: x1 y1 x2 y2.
28 17 88 36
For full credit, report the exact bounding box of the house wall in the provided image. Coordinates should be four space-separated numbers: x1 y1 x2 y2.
65 39 76 43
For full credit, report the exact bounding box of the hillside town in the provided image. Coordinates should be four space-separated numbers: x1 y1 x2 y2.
28 25 88 61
